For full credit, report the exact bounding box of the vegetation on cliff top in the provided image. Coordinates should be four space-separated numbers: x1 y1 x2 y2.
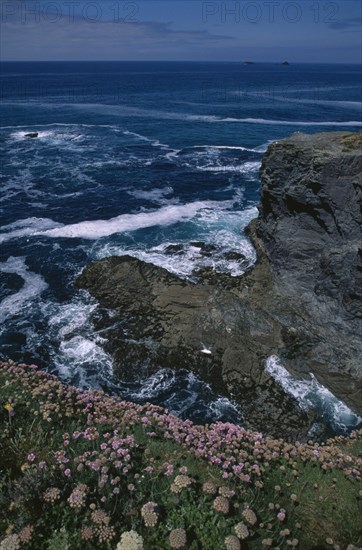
339 132 362 150
0 360 361 549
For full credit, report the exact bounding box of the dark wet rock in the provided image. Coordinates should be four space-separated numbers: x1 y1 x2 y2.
76 256 312 440
223 251 246 261
24 132 38 138
190 242 218 256
164 244 185 255
76 131 362 438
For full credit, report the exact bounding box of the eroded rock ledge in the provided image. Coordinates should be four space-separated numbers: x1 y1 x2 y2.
76 131 362 438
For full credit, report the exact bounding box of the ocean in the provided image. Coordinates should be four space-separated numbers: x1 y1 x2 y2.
1 61 361 431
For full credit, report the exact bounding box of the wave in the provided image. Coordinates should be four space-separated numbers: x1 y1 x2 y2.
191 144 253 152
265 356 362 434
229 90 362 111
1 202 232 242
190 142 273 153
0 218 63 244
216 117 362 127
9 102 360 128
122 368 243 423
276 97 362 110
39 201 233 240
39 297 114 388
0 257 48 324
196 161 261 173
93 206 258 279
183 143 271 154
1 123 119 130
123 130 171 150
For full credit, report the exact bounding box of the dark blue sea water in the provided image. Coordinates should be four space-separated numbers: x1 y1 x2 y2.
1 62 361 431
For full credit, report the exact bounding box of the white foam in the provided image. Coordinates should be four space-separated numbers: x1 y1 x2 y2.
252 140 275 153
126 186 177 205
93 206 258 279
208 396 241 421
36 201 225 240
265 356 362 432
56 335 113 383
123 130 152 142
191 145 253 151
0 168 45 203
44 300 98 339
10 129 86 146
2 123 118 130
127 368 177 399
0 217 63 244
184 113 362 126
196 161 261 173
0 257 48 324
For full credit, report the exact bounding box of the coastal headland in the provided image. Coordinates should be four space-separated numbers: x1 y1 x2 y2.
76 131 362 439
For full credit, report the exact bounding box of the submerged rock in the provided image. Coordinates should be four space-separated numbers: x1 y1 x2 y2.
76 131 362 438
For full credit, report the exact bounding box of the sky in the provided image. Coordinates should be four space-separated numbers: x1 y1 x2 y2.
1 0 361 63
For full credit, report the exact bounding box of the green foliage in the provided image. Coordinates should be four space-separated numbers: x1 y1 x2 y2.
0 360 361 550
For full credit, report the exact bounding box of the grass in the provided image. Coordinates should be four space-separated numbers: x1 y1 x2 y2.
0 360 361 549
339 132 362 151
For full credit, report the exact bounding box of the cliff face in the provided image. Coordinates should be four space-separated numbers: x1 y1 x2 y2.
76 131 362 437
255 131 362 411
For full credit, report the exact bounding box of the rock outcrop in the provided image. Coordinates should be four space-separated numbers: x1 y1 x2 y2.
76 131 362 437
255 131 362 410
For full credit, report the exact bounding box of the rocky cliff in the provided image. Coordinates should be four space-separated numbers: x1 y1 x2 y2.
254 131 362 408
76 131 362 438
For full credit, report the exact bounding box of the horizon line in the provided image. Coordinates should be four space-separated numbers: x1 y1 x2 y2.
1 60 362 65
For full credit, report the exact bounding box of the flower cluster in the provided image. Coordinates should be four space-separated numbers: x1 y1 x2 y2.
169 528 187 549
1 359 361 550
67 483 88 510
141 502 158 527
171 474 193 493
116 530 144 550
